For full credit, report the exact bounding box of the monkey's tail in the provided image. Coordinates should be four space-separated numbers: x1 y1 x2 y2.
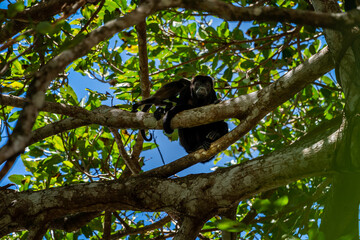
141 130 153 141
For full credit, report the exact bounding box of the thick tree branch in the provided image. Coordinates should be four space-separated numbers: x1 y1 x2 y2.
2 0 359 47
131 2 151 168
0 0 78 44
174 217 208 240
50 212 100 232
28 223 49 240
30 118 89 145
103 211 112 240
136 2 151 99
312 1 360 239
0 117 341 237
0 94 93 117
174 0 360 31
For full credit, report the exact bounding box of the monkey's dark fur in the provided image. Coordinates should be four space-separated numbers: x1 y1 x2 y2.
132 78 190 141
345 0 359 11
132 75 228 162
163 75 228 163
132 78 190 113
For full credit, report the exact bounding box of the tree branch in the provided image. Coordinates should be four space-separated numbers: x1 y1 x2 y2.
103 211 112 240
0 117 341 237
175 0 360 31
312 1 360 239
131 1 151 169
50 212 100 232
0 0 77 44
174 217 208 240
110 128 141 175
110 216 171 239
136 0 151 99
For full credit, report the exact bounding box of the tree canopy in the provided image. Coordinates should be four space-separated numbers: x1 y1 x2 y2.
1 0 360 239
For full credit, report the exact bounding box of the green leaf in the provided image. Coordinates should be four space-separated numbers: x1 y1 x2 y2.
188 22 197 38
172 21 182 28
29 146 44 158
215 218 250 232
61 85 78 105
148 23 160 33
253 199 271 212
273 195 289 208
63 161 74 168
105 0 120 11
120 0 127 8
199 27 208 39
8 111 20 122
8 174 26 185
8 1 25 18
52 136 65 152
36 21 54 34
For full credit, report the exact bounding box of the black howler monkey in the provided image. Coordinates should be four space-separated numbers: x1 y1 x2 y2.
132 78 190 140
132 75 228 162
163 75 228 163
345 0 359 11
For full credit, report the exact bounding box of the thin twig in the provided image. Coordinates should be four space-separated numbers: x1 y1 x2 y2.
153 134 166 165
110 128 141 175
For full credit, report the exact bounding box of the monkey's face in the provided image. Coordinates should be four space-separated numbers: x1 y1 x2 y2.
194 81 212 98
192 76 214 99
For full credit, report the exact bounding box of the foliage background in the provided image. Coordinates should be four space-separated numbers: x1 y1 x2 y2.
0 0 350 239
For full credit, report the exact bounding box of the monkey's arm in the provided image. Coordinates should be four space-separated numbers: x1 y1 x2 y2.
132 79 190 112
163 104 190 134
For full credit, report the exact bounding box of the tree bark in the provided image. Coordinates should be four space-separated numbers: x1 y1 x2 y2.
174 217 208 240
312 0 360 238
0 117 341 237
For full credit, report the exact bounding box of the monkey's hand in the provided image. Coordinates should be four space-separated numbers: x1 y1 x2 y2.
131 103 139 112
197 140 211 151
163 121 174 134
154 107 166 120
206 131 220 141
